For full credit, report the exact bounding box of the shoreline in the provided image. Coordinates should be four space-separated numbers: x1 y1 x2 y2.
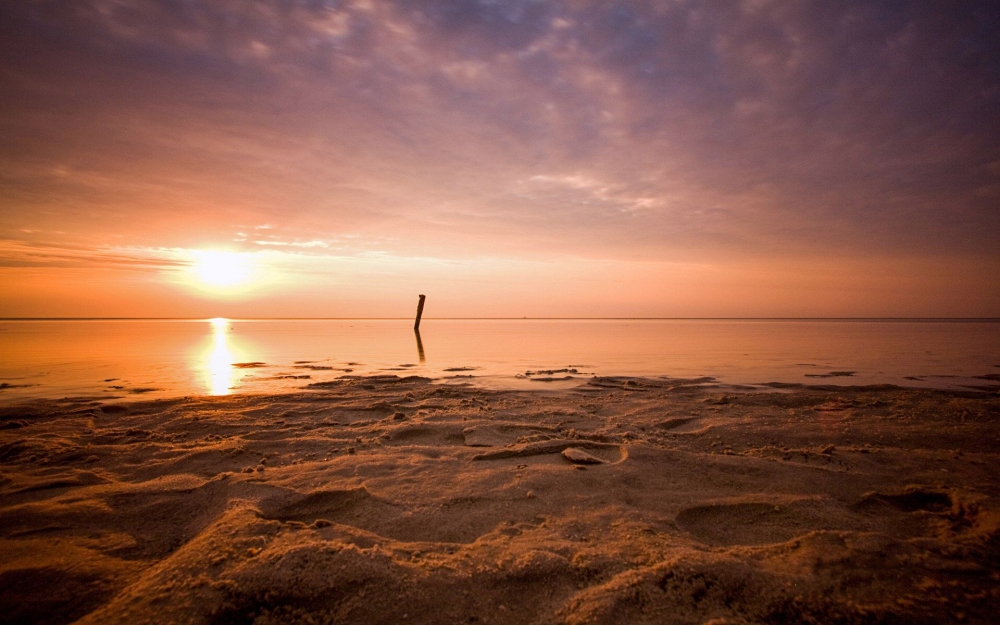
3 370 998 409
2 375 999 623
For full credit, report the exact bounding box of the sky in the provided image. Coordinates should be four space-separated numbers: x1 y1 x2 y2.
1 0 998 318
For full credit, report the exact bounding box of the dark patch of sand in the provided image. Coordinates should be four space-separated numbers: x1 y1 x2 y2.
805 371 857 378
0 383 37 391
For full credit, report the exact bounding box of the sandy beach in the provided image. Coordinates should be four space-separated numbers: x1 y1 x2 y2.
2 375 998 624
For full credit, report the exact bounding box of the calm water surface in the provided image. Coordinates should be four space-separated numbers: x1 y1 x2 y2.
0 319 997 403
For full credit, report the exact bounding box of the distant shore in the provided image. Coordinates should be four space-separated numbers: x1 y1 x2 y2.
2 376 998 624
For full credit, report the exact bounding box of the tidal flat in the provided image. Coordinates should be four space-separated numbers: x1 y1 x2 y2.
1 376 998 624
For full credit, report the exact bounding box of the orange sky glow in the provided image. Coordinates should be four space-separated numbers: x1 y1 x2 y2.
1 1 998 318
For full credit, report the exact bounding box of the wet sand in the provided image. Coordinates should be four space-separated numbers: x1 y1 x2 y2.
1 376 998 624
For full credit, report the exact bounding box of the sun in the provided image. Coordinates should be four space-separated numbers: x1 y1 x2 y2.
192 250 252 287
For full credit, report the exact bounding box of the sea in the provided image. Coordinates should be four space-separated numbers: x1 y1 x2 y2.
0 319 997 403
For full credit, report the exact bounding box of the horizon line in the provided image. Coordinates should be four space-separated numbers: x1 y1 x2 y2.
2 317 998 322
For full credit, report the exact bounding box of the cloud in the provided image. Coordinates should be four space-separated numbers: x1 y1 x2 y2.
252 239 328 248
0 240 187 271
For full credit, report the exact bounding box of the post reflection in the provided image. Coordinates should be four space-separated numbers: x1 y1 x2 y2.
206 318 234 395
414 329 426 363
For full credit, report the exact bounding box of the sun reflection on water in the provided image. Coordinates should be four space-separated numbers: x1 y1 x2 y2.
206 318 234 395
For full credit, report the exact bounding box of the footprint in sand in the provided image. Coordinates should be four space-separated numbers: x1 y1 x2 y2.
854 487 953 514
849 487 979 539
675 499 852 546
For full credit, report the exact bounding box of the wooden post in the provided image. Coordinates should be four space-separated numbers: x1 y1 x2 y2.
414 294 426 330
414 328 425 363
